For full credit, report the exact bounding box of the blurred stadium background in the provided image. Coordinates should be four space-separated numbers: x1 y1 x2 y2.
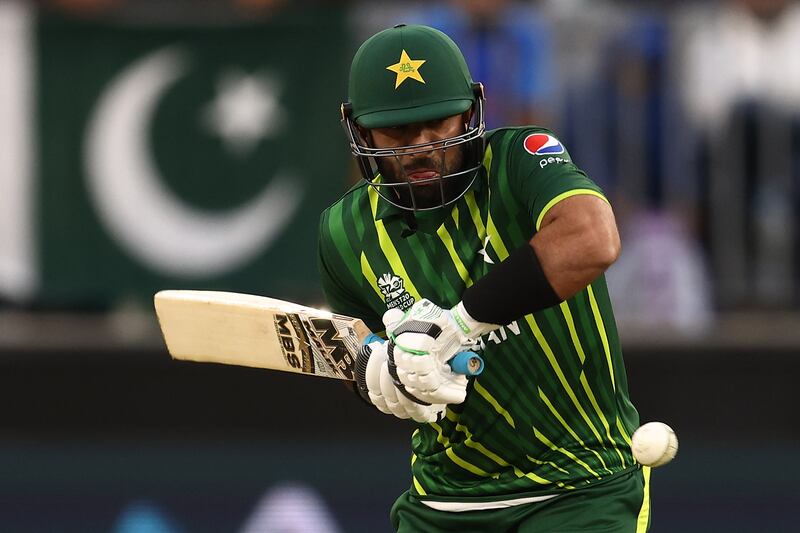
1 0 799 531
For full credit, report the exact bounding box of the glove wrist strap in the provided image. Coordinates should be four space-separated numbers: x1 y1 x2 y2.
451 301 498 338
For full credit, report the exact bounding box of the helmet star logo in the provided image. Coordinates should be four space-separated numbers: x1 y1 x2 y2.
386 50 426 89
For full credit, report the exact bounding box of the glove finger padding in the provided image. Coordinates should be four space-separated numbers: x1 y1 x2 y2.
385 299 475 405
379 363 411 420
360 341 393 415
394 391 447 424
378 362 445 423
394 347 469 405
382 308 405 337
357 338 446 423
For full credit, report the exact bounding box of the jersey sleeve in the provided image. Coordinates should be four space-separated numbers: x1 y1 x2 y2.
504 128 608 231
317 210 383 333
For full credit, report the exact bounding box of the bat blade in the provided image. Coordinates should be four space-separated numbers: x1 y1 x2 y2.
154 290 370 380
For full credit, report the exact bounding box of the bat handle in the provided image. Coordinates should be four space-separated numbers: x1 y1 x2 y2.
362 334 484 377
448 351 484 377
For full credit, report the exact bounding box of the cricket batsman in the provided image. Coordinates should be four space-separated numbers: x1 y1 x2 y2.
318 24 649 532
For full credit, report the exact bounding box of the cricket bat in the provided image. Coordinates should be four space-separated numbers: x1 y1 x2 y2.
153 290 484 380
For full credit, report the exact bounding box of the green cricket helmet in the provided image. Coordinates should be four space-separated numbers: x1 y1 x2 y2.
341 24 486 212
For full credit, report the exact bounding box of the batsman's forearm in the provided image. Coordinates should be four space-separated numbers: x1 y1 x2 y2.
461 195 619 326
531 200 620 300
531 222 619 300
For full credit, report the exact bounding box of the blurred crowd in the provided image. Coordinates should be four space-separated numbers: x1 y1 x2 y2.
9 0 800 334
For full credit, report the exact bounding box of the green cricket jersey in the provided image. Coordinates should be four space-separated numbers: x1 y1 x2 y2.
318 126 640 502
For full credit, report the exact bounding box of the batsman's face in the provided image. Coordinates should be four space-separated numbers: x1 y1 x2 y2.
365 113 468 207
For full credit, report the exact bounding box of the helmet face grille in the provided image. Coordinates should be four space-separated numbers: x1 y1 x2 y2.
342 93 486 212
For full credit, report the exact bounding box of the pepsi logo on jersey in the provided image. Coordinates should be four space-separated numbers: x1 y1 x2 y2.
523 133 565 156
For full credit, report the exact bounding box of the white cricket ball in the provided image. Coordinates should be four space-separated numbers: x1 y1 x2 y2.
631 422 678 468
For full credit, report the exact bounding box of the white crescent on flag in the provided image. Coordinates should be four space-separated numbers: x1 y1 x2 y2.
84 46 303 278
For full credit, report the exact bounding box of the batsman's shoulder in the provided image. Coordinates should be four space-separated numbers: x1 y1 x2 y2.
319 181 370 238
321 180 370 214
498 124 585 182
484 125 560 151
499 126 570 159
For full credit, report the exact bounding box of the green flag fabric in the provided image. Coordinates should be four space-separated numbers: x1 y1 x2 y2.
2 5 349 307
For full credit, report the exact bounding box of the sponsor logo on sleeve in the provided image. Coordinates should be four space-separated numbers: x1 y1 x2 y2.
523 133 565 155
523 133 571 168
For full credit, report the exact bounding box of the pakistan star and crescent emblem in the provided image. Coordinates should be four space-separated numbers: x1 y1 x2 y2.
386 50 426 89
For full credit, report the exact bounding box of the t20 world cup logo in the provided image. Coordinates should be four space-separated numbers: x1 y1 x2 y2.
378 273 404 300
378 273 414 310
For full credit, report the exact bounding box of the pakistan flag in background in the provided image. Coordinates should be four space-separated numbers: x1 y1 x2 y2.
0 3 349 307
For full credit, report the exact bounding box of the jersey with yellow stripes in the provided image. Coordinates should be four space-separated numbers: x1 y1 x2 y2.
318 126 640 502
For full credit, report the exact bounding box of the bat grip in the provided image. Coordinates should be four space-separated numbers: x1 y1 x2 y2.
361 334 484 377
448 351 484 377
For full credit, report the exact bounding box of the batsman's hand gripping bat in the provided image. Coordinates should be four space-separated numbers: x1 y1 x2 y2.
154 290 484 380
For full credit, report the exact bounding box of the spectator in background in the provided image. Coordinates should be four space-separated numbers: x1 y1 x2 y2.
677 0 800 308
680 0 800 130
599 11 713 337
546 3 714 336
401 0 556 129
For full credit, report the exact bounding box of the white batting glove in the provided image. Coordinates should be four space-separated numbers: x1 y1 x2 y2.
354 337 446 424
386 299 498 405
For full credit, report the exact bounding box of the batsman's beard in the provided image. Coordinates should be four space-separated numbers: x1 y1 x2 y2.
376 144 467 210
